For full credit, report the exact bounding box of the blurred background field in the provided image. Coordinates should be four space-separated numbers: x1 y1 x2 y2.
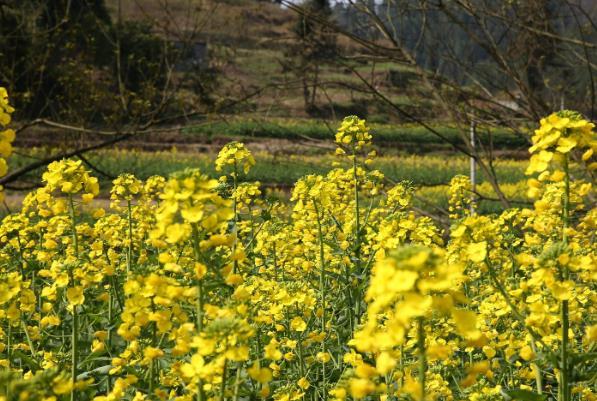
1 0 596 219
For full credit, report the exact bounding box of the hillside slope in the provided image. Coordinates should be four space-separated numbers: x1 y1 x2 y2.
103 0 408 121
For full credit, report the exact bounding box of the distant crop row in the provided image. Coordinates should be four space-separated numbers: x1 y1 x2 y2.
184 119 529 150
8 148 527 188
5 149 531 218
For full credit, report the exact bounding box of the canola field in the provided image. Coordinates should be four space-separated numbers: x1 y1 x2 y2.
0 89 596 401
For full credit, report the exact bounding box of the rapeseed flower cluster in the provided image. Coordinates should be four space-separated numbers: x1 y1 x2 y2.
215 141 255 177
0 111 594 401
0 88 15 200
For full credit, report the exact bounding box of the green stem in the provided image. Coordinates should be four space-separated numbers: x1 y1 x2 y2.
6 322 11 398
530 341 543 395
560 302 569 401
16 234 26 279
233 364 242 401
191 225 205 331
313 201 327 400
232 163 239 274
562 157 570 244
344 263 354 335
352 155 362 324
296 332 306 379
149 318 157 395
560 157 571 401
399 344 404 389
417 317 427 401
196 283 204 332
191 224 206 401
71 305 79 395
249 204 256 264
220 358 228 401
352 156 360 255
20 319 37 357
6 323 10 366
107 289 113 393
126 199 133 275
272 243 278 281
149 362 154 394
68 195 79 401
68 195 79 255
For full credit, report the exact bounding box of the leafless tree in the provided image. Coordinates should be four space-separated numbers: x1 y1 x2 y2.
0 0 228 185
283 0 597 207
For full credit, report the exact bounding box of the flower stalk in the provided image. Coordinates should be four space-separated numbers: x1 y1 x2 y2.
559 157 571 401
417 317 427 401
67 194 79 401
314 200 327 400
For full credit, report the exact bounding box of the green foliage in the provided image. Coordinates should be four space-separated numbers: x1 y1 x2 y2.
0 0 216 124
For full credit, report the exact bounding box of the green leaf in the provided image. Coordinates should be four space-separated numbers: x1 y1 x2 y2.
10 350 41 371
504 389 547 401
